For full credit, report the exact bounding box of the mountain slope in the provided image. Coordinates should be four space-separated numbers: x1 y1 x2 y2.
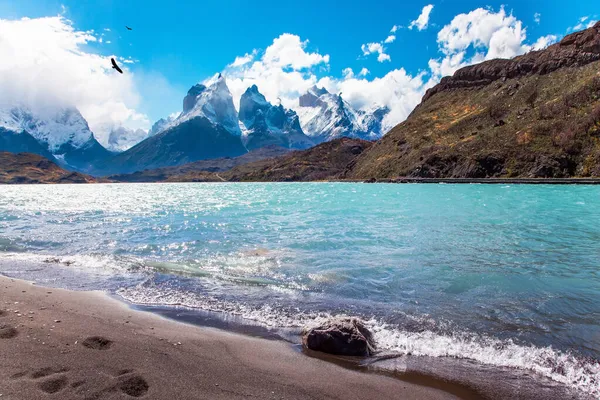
223 138 372 182
96 77 247 175
239 85 314 150
0 127 57 162
0 107 111 173
348 22 600 179
0 152 96 184
108 146 290 182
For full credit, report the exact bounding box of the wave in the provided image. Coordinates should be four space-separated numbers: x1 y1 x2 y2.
118 283 600 398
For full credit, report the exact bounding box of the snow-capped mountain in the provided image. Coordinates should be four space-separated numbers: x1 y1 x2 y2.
171 74 241 136
295 86 389 143
98 76 247 175
148 113 179 137
239 85 314 150
107 126 150 152
0 106 111 172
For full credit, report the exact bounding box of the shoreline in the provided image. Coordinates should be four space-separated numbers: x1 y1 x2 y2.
0 275 467 400
5 177 600 185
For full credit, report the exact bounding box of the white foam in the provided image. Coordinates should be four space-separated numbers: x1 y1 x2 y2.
117 283 599 398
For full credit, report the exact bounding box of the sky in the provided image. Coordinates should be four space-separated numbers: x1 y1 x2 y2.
0 0 598 148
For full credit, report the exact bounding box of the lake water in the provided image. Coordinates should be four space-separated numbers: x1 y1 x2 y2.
0 183 598 397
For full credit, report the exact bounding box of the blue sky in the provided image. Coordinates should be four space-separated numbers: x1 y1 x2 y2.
0 0 598 147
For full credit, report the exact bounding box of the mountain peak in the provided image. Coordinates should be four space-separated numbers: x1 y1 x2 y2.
172 75 241 136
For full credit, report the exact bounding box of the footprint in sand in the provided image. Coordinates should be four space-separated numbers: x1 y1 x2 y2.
118 375 150 397
11 367 71 395
38 375 69 394
82 336 113 350
0 324 18 339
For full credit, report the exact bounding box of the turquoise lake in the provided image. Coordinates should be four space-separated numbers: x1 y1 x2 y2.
0 183 598 396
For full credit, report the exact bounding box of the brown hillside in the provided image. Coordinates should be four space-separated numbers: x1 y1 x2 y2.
348 22 600 179
0 152 96 184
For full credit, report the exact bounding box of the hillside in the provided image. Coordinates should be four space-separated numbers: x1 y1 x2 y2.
222 138 372 182
109 146 290 182
347 22 600 179
0 152 96 184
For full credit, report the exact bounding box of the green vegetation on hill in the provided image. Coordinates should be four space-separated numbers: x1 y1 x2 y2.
347 22 600 179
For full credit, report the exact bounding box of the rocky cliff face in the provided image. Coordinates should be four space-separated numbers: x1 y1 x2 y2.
347 22 600 179
296 86 389 143
422 21 600 103
239 85 314 150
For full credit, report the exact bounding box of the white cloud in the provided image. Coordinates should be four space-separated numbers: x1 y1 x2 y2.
229 50 257 67
569 16 597 32
224 33 431 134
377 53 391 62
429 7 541 79
534 13 541 24
361 42 391 63
262 33 329 69
318 69 434 132
390 25 400 33
0 15 150 147
384 35 396 43
342 68 354 79
532 34 558 50
409 4 434 31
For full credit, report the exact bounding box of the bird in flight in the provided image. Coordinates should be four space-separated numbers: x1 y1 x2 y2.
126 26 133 30
111 58 123 74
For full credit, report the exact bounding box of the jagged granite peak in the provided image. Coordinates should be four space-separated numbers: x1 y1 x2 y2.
107 126 149 152
172 74 241 136
148 113 179 137
239 85 314 150
183 84 207 113
239 85 271 127
296 87 389 143
423 21 600 102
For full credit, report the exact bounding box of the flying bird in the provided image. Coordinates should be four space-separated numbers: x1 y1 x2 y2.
126 26 133 30
111 58 123 74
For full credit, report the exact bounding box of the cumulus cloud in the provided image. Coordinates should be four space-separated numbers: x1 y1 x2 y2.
0 15 149 147
224 33 430 134
534 13 541 24
428 7 544 79
390 25 400 33
409 4 434 31
361 42 391 62
262 33 329 69
229 50 257 67
384 35 396 43
532 34 558 50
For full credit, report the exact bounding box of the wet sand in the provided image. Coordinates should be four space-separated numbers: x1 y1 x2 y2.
0 275 461 400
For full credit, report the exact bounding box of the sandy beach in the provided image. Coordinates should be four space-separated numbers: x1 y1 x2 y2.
0 276 463 400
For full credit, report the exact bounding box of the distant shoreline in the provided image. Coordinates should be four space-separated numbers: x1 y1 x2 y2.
5 177 600 185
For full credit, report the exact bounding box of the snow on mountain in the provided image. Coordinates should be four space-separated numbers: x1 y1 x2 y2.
0 105 111 172
0 106 94 151
167 74 241 136
107 126 150 152
238 85 313 150
148 113 179 137
295 86 389 143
